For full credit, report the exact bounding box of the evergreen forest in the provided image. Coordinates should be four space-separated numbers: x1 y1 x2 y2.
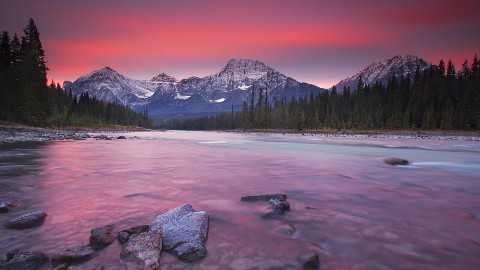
160 56 480 131
0 19 151 128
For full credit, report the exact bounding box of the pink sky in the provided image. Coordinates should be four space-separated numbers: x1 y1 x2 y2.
1 0 479 88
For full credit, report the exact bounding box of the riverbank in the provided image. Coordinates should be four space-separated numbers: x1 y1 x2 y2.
228 128 480 141
0 121 151 144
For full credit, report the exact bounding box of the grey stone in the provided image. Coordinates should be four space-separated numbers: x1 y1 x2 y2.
89 224 115 250
120 230 162 270
118 225 150 244
151 204 209 262
302 254 320 269
384 157 409 166
4 211 47 229
0 199 19 213
261 199 290 218
240 194 287 202
51 246 95 267
0 250 47 270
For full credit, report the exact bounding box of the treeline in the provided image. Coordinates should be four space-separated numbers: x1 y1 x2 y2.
0 18 151 128
161 55 480 130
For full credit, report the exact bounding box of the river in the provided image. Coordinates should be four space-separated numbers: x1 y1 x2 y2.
1 131 480 269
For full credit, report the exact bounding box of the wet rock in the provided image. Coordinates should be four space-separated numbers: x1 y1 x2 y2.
51 246 96 267
261 199 290 218
302 254 320 269
5 249 21 261
0 250 47 270
0 199 19 213
384 157 409 166
117 136 126 140
118 225 150 244
273 224 296 236
93 135 111 140
54 265 105 270
240 194 287 202
150 204 209 262
120 230 162 270
4 210 47 229
89 224 115 250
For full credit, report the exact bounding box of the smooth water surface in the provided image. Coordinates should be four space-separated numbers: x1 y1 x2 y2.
1 131 480 269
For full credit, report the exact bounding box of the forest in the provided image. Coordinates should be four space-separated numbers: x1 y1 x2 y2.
0 19 151 128
160 55 480 131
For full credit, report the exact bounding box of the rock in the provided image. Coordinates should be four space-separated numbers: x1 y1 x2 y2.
384 157 409 166
261 199 290 218
0 199 19 213
117 136 126 140
93 135 111 140
302 254 320 268
89 224 115 250
273 224 296 236
150 204 209 262
118 225 150 244
240 194 287 202
4 211 47 229
51 246 96 267
5 249 21 261
120 230 162 270
0 250 48 270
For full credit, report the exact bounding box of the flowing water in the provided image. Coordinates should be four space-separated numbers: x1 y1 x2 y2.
1 131 480 269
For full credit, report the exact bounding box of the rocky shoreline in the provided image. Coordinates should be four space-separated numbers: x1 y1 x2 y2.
229 129 480 141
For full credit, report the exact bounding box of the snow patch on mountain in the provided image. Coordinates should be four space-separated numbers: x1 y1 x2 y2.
333 54 431 92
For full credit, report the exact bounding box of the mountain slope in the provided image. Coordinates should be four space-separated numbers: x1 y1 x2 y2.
333 55 431 92
64 59 326 116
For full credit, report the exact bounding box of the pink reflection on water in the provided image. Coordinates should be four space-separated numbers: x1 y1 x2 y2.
0 131 479 269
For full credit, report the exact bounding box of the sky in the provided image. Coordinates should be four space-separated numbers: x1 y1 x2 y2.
1 0 479 88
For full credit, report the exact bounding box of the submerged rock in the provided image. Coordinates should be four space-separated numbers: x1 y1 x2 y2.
120 230 162 270
0 250 47 270
89 224 115 250
240 194 287 202
0 199 19 213
118 225 150 244
302 254 320 269
117 136 126 140
151 204 209 262
384 157 409 166
51 246 96 267
261 199 290 218
4 211 47 229
273 224 296 236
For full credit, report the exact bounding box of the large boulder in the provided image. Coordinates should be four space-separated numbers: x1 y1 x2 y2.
261 199 290 218
4 211 47 229
89 224 115 250
150 204 209 262
51 246 95 267
120 230 162 270
240 194 287 202
0 250 48 270
118 225 150 244
0 199 19 213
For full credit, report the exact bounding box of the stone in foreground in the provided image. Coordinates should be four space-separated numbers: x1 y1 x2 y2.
51 246 95 267
303 254 320 268
0 250 47 270
151 204 209 262
384 157 409 166
120 230 162 270
0 199 19 213
261 199 291 218
4 211 47 229
240 194 287 202
89 224 115 250
118 225 150 244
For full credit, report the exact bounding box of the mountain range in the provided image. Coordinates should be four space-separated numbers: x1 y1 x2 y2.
63 55 432 116
64 59 324 116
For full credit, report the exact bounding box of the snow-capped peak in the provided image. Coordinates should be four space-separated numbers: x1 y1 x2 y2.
151 73 177 83
333 54 431 92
